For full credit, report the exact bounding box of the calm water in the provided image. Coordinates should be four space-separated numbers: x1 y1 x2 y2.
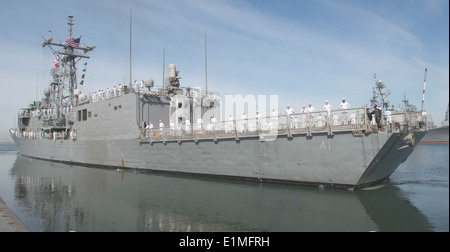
0 142 448 232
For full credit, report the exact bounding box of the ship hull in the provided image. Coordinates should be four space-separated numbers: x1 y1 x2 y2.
12 130 425 189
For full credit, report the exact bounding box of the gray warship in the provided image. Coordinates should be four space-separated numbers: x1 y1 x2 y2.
10 16 427 189
420 103 449 144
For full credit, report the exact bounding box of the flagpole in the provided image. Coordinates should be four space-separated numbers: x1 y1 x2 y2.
129 8 133 87
162 47 165 88
421 68 427 114
204 31 208 95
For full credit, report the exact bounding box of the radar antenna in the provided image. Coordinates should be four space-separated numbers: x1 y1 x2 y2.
41 16 96 118
372 74 391 110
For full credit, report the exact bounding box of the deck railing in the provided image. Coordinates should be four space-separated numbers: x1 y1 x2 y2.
12 107 425 142
137 107 422 143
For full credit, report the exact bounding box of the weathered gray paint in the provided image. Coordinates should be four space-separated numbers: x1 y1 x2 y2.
11 92 426 189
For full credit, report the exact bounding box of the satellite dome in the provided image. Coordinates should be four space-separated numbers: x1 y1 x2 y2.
144 78 154 88
78 93 87 101
44 87 51 97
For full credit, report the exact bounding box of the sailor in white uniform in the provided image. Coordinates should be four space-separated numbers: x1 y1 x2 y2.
271 108 278 117
197 116 203 133
339 98 350 125
145 122 150 138
140 80 145 92
307 103 315 126
385 108 392 131
270 108 278 131
317 114 323 127
185 117 191 133
286 105 294 115
339 98 350 109
241 112 247 132
159 120 165 136
323 100 333 125
300 105 307 128
149 122 154 137
118 84 123 96
209 115 217 132
134 80 139 91
256 112 263 130
332 114 339 126
286 105 295 128
350 112 357 125
226 114 234 133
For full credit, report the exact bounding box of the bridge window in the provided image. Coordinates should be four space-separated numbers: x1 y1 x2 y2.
82 109 87 121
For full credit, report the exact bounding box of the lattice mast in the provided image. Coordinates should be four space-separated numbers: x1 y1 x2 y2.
41 16 95 118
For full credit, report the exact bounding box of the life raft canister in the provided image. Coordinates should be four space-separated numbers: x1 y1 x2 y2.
408 132 415 146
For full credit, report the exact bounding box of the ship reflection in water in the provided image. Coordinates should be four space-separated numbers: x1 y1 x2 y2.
6 144 447 232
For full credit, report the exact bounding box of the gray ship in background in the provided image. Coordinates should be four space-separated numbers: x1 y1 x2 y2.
10 16 428 189
420 103 449 144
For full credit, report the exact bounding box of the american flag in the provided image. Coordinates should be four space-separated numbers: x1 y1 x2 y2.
66 37 80 48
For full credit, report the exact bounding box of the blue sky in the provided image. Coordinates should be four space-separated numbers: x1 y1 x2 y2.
0 0 448 141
